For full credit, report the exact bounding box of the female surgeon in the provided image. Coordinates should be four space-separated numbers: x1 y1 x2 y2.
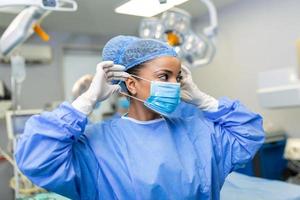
15 35 265 200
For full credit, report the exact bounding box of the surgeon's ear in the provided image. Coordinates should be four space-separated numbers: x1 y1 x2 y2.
125 77 137 95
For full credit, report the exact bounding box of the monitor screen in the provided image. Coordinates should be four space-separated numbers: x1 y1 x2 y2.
6 109 42 140
11 114 33 136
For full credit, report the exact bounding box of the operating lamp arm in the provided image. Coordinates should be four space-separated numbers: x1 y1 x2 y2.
200 0 218 39
0 0 43 7
0 6 49 56
190 0 217 67
0 0 78 56
0 0 78 12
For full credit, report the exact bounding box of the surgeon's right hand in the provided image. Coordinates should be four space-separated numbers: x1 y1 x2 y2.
71 61 124 115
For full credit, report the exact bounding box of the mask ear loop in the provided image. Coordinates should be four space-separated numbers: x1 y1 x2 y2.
118 81 166 118
118 75 167 118
119 91 145 103
117 75 146 104
129 74 151 83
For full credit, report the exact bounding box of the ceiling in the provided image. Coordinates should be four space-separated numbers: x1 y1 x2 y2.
0 0 238 36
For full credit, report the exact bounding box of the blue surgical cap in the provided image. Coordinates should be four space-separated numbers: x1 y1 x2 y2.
102 35 177 71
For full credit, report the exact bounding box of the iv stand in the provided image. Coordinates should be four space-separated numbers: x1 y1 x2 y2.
10 53 26 199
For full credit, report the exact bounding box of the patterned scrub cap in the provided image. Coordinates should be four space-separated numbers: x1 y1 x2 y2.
102 35 177 71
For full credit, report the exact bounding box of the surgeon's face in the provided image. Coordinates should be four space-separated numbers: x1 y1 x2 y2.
126 56 182 101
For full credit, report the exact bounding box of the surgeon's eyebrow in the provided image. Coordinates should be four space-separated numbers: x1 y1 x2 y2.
153 69 173 75
154 68 182 76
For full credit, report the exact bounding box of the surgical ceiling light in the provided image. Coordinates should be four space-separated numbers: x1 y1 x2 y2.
0 0 78 56
115 0 189 17
139 0 218 68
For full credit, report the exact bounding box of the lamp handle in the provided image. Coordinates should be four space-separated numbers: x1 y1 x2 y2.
200 0 218 40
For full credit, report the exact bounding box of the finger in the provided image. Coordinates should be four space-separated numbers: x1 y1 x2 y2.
103 64 126 72
83 77 93 85
106 71 130 78
72 82 90 98
181 64 191 76
180 89 190 97
180 91 191 101
107 76 128 82
181 64 190 72
97 61 114 72
78 74 93 81
107 73 129 81
72 75 92 90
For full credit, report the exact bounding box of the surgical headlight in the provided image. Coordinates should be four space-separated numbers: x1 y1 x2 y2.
139 0 218 68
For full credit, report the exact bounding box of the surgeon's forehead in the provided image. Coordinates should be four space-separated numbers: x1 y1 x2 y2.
144 56 181 72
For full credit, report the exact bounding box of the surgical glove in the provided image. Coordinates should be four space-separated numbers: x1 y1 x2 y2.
72 61 122 115
102 63 130 82
180 65 219 112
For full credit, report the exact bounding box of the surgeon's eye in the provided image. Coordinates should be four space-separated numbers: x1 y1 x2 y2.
176 75 183 83
158 73 169 81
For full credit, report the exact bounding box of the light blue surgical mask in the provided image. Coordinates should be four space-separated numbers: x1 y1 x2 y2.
120 74 181 116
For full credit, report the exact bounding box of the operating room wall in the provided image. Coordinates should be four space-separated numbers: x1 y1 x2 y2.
192 0 300 137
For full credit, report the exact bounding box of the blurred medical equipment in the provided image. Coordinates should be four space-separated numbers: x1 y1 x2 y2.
0 145 68 199
0 0 77 111
257 39 300 108
115 0 189 17
0 44 53 64
0 0 78 111
285 138 300 161
284 138 300 185
0 0 77 12
0 2 77 199
4 109 43 199
0 80 11 100
0 0 78 56
0 6 50 56
139 0 218 68
0 80 12 118
257 67 300 108
10 54 26 110
6 109 42 140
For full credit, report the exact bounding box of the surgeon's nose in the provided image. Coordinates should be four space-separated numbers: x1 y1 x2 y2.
169 77 178 83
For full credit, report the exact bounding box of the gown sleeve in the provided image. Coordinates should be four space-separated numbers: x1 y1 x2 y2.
15 102 100 200
203 97 265 178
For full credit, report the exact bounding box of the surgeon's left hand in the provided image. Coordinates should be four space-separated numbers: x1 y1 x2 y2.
72 74 94 100
180 65 219 112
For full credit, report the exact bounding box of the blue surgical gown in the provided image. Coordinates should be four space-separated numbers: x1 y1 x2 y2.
15 97 265 200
